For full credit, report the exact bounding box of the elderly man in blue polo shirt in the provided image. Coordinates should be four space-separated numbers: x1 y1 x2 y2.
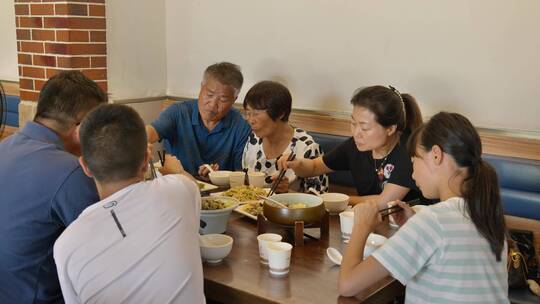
0 71 106 303
146 62 251 177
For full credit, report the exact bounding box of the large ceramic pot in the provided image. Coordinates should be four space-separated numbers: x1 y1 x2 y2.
263 193 324 226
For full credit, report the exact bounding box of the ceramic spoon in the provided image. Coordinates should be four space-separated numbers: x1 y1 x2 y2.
307 187 321 196
258 195 288 209
326 247 343 266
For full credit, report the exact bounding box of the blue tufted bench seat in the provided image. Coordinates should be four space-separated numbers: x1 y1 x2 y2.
5 95 20 127
483 155 540 221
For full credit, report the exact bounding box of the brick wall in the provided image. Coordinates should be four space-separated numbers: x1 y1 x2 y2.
14 0 107 125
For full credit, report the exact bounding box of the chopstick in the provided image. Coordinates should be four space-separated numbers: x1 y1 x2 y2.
379 198 422 218
149 160 157 179
157 150 165 167
267 153 296 197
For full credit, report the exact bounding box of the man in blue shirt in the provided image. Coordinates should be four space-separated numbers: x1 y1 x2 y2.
0 71 107 303
147 62 251 177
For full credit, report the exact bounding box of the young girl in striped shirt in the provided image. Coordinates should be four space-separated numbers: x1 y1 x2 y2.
339 112 508 303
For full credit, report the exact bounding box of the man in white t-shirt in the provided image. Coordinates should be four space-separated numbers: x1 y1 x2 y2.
53 104 205 304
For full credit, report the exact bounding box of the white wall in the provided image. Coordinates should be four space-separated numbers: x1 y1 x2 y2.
3 0 539 131
106 0 167 100
0 1 19 81
165 0 540 132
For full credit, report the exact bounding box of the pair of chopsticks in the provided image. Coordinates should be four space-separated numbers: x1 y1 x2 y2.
157 150 166 167
267 153 296 197
379 198 421 218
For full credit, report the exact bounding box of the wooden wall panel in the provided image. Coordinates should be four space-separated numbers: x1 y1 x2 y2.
3 90 539 160
0 126 17 141
168 98 540 160
1 81 19 96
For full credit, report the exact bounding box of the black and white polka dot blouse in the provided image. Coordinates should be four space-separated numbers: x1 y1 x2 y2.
241 127 329 193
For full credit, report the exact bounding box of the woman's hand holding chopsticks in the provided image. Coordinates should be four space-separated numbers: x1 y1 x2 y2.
353 202 382 232
384 200 416 227
268 153 295 196
270 175 289 194
276 153 301 174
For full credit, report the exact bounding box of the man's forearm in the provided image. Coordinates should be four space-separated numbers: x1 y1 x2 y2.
146 125 160 144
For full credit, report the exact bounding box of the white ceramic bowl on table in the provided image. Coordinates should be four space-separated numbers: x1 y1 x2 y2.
200 196 239 234
320 193 350 214
208 170 232 187
363 233 387 259
199 234 234 264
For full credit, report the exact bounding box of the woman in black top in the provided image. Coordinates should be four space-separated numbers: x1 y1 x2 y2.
278 85 423 206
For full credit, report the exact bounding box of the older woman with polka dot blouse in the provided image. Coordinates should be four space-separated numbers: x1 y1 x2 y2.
241 81 328 194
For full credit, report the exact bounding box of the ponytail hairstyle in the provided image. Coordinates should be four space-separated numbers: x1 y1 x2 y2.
408 112 507 261
350 85 423 134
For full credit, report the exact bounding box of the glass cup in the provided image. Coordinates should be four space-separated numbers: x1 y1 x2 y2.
257 233 282 264
229 171 245 188
267 241 293 276
339 211 354 240
248 171 265 188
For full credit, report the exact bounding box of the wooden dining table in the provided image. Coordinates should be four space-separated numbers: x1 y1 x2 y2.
202 212 404 304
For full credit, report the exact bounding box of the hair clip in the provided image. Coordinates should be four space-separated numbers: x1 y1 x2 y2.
388 85 404 102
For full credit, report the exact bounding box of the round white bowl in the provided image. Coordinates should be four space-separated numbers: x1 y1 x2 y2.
199 234 233 264
209 170 232 187
364 233 387 259
320 193 350 214
200 196 239 234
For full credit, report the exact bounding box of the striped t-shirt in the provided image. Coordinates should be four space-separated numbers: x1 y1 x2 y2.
372 197 509 303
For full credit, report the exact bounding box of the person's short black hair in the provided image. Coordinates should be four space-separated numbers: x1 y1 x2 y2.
204 62 243 93
243 81 292 122
80 104 147 183
35 70 107 131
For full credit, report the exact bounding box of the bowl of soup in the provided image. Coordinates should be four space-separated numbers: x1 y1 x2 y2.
263 193 324 226
200 196 239 234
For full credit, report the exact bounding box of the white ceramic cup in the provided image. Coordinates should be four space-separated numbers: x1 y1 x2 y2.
339 211 354 240
248 171 265 188
229 171 245 188
267 241 293 276
257 233 282 264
